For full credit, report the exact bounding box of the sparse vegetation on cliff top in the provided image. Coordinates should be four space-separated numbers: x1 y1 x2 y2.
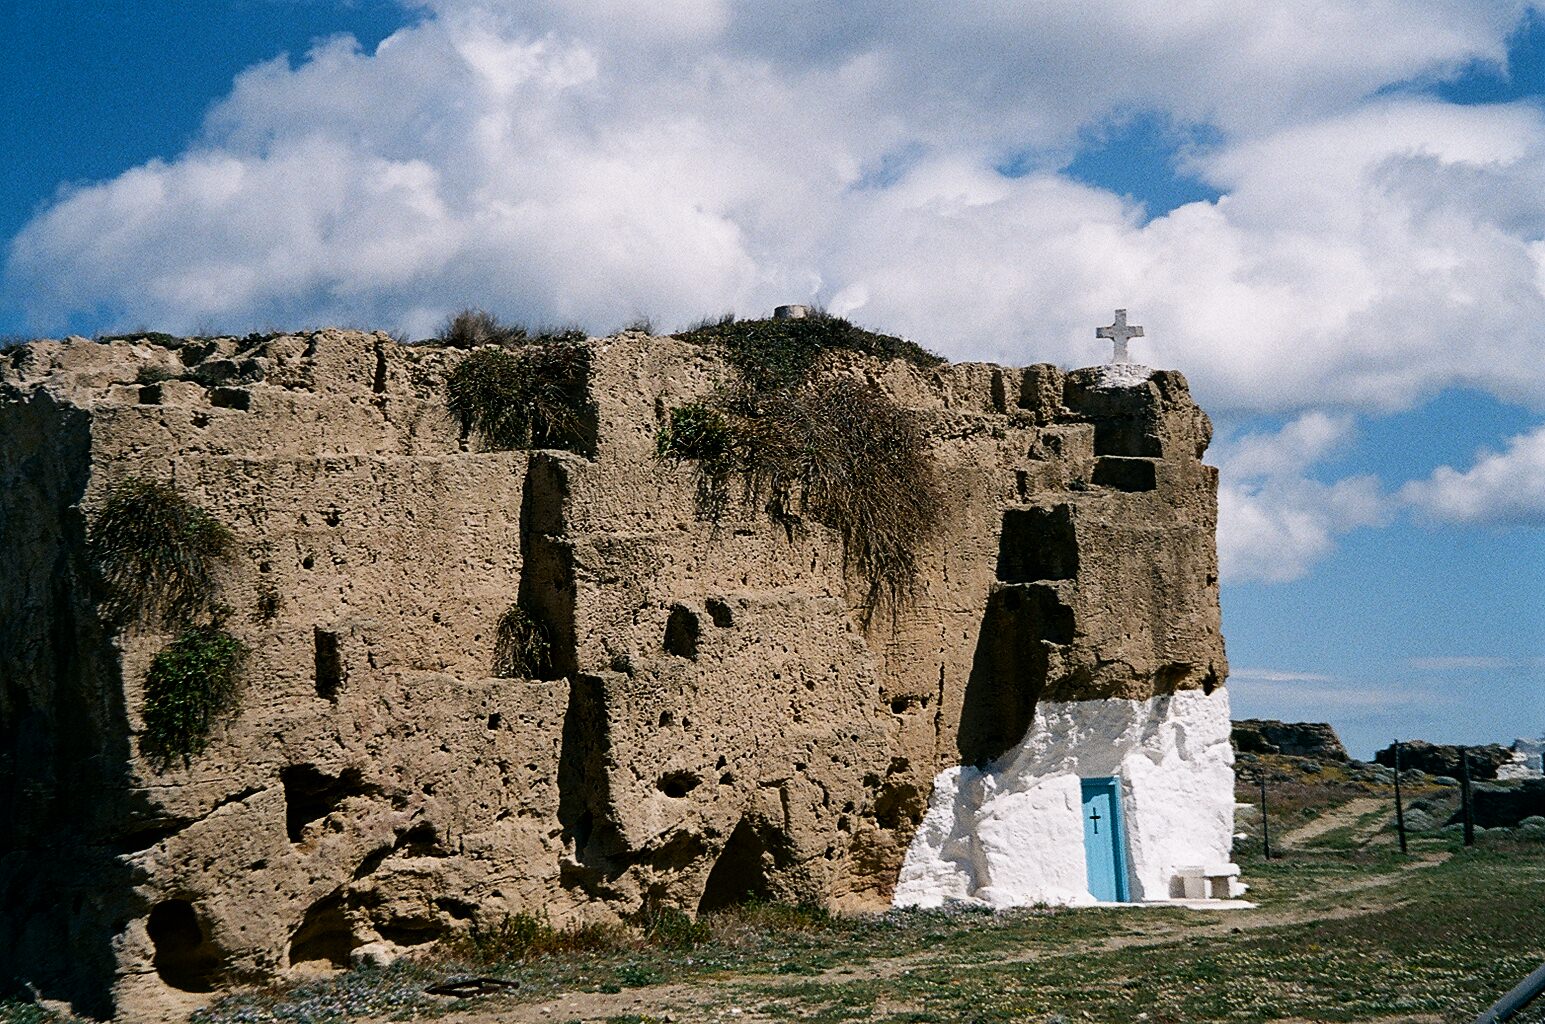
437 308 586 349
659 314 944 623
443 345 591 451
673 312 943 391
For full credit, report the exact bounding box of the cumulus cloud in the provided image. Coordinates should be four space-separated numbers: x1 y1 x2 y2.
8 2 1545 422
10 1 1545 587
1400 422 1545 525
1213 413 1390 582
4 0 1545 421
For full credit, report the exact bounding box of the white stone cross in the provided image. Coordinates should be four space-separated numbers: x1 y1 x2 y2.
1097 309 1144 364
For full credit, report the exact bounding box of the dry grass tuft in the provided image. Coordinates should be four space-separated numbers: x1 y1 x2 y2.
491 604 553 679
444 345 591 451
90 478 234 626
659 376 942 623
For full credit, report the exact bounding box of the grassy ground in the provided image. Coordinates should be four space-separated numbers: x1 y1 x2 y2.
6 783 1543 1024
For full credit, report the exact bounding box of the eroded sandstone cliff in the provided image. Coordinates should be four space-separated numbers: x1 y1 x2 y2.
0 327 1226 1019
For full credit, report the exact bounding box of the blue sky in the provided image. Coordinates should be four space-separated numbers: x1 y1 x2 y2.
4 1 1543 757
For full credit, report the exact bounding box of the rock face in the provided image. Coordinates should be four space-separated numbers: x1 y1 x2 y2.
0 330 1228 1020
1455 780 1545 828
1231 720 1349 761
1374 741 1512 781
1499 738 1544 780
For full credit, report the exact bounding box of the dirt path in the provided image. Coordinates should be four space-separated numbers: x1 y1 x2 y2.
410 850 1450 1024
1276 797 1388 849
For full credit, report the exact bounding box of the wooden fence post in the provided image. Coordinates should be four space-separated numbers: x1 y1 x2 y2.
1460 745 1475 847
1259 773 1272 860
1393 739 1408 855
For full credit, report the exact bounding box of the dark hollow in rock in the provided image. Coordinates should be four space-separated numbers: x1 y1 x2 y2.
288 890 353 968
1091 456 1157 492
209 387 251 411
873 780 925 830
996 505 1078 583
705 598 735 628
957 583 1072 766
148 900 222 993
281 764 378 844
313 628 342 701
657 771 701 798
698 818 771 913
1093 417 1162 458
664 605 700 659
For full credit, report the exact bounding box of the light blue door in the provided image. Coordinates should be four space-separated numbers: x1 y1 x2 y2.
1081 777 1130 902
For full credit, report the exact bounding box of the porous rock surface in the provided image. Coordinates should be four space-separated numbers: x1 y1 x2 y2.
1231 719 1349 761
0 329 1227 1020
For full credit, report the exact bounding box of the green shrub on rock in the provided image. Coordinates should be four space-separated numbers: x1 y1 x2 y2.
655 338 943 623
655 403 736 468
672 312 942 391
141 626 246 770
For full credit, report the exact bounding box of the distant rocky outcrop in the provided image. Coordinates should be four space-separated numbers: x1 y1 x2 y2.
1499 737 1544 780
1374 741 1512 781
1452 779 1545 828
1231 719 1348 761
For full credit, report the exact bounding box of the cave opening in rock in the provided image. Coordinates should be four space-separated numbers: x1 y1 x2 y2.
996 505 1078 582
288 890 354 968
697 817 770 913
1091 456 1158 492
664 605 700 659
657 770 701 798
148 899 222 992
956 583 1072 766
705 598 734 628
281 764 376 844
1093 416 1161 457
313 628 342 701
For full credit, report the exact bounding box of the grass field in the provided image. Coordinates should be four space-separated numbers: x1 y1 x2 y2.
6 778 1543 1024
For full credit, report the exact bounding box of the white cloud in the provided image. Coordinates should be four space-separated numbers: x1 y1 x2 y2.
1406 655 1545 670
1228 668 1338 684
1400 423 1545 525
6 1 1545 419
1230 675 1441 713
1212 413 1390 582
1212 412 1354 479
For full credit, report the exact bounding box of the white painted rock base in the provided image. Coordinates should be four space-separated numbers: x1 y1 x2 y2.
893 689 1240 908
